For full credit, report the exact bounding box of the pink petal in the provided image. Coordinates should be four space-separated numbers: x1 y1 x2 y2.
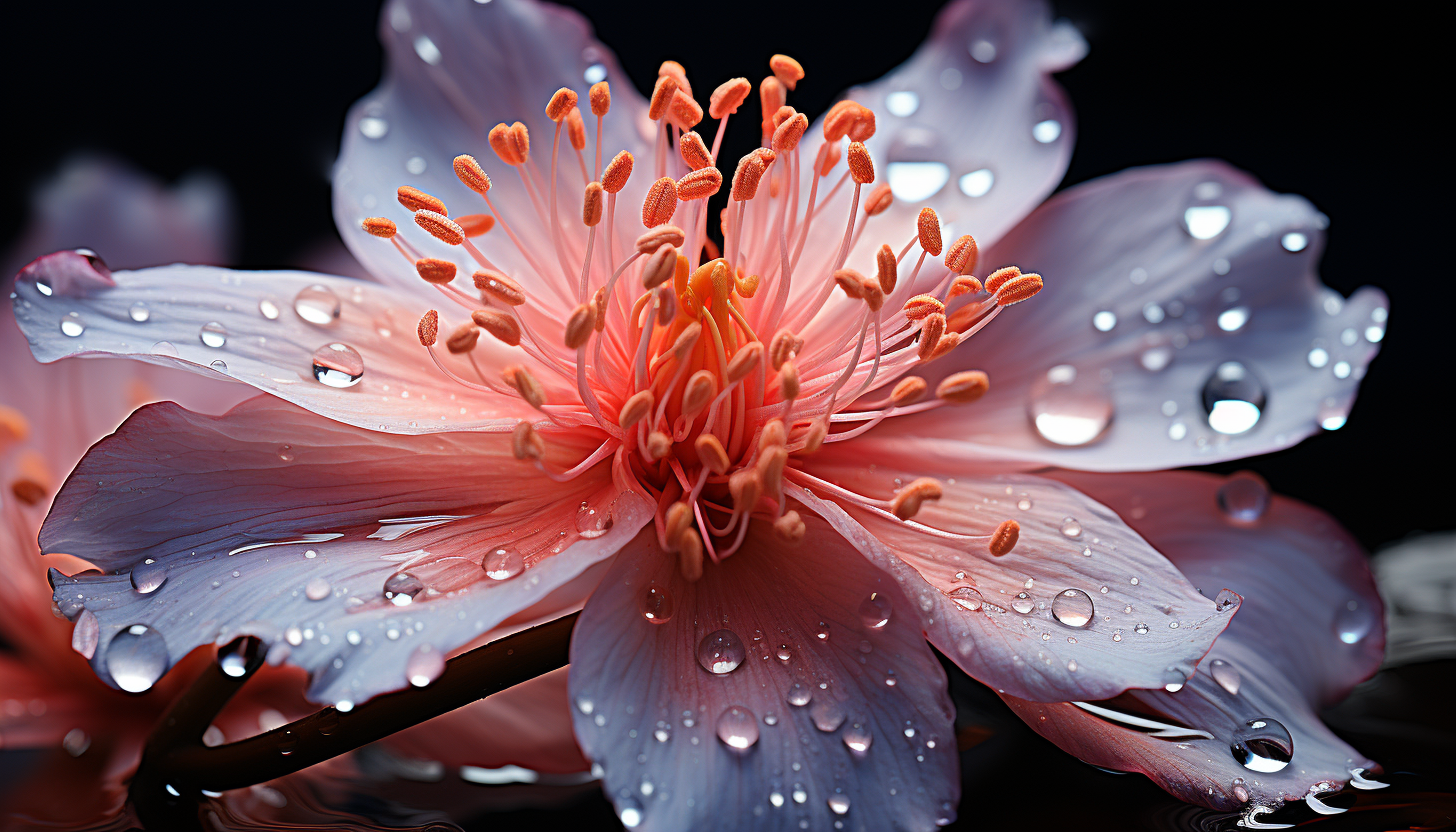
333 0 654 297
12 252 542 434
569 517 958 831
794 452 1236 702
42 396 651 706
1002 470 1383 810
873 160 1388 471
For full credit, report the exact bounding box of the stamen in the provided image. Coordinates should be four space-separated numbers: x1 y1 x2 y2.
398 185 447 214
847 141 874 184
678 528 704 581
659 60 691 95
890 477 942 520
864 183 893 216
695 434 730 474
730 469 763 514
602 150 634 193
676 167 723 201
769 329 801 369
989 519 1020 556
564 303 597 349
619 390 655 429
778 361 800 399
768 52 805 89
945 234 978 274
508 122 531 163
994 273 1044 306
801 419 827 453
666 91 703 131
488 123 523 166
593 286 608 331
545 87 578 122
642 178 679 227
834 268 866 299
818 142 842 177
709 77 751 119
589 81 611 115
415 210 464 246
891 375 926 405
416 258 458 285
916 312 946 360
682 370 718 417
759 77 787 133
583 182 604 227
917 207 943 256
904 294 944 320
773 510 805 543
641 244 679 288
417 310 438 347
648 75 679 121
936 370 989 403
511 420 546 460
771 112 809 152
565 108 587 152
847 107 876 141
446 323 480 353
730 152 768 201
984 265 1021 294
362 217 397 238
876 243 897 294
947 275 982 298
471 309 522 346
503 365 546 409
679 131 712 170
456 214 496 237
823 100 859 142
727 341 764 382
665 501 694 545
453 155 492 193
861 276 885 312
646 430 673 460
636 226 685 256
928 332 961 360
473 269 526 306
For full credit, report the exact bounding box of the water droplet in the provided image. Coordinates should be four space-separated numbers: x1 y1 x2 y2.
1209 659 1241 694
715 705 759 750
60 313 85 337
257 297 281 321
787 683 812 707
405 155 427 175
482 546 524 580
574 502 612 538
1058 517 1083 539
792 785 808 804
294 285 341 326
1214 589 1241 612
1011 592 1035 614
696 629 745 674
1028 364 1113 446
584 63 607 84
359 116 389 139
810 698 846 732
209 359 227 371
827 793 851 815
1333 360 1352 379
72 609 99 659
618 796 644 828
1051 589 1095 628
1092 310 1117 332
948 586 983 611
775 644 792 662
769 791 785 808
1230 718 1293 773
304 577 331 601
128 302 151 322
106 624 170 693
969 38 997 62
958 168 994 198
1365 325 1385 343
1334 601 1374 645
62 727 91 757
887 161 950 202
858 592 892 629
1184 205 1232 240
407 644 445 687
842 722 872 754
1032 119 1062 143
653 720 672 742
383 572 424 606
1162 667 1188 693
199 321 227 348
34 278 53 296
641 585 673 623
1134 623 1149 635
1217 473 1269 522
131 558 167 594
1217 306 1250 332
413 34 441 64
1201 361 1265 435
885 90 919 117
217 635 262 678
1280 232 1308 252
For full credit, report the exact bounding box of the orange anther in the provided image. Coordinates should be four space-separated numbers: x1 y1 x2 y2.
823 100 859 142
511 420 545 461
757 445 788 497
665 501 693 544
602 150 634 194
471 308 522 347
649 75 678 120
816 140 841 177
659 60 691 96
416 257 457 285
861 276 885 312
546 87 578 122
362 217 397 238
729 468 763 513
682 370 717 416
802 418 827 453
995 273 1043 306
636 225 685 255
503 365 546 409
917 312 946 360
847 141 874 184
589 80 611 116
709 77 751 119
678 527 704 581
948 275 982 298
488 123 522 166
446 322 480 354
989 519 1020 556
0 406 28 449
834 268 866 299
769 329 801 370
929 332 962 360
642 177 678 227
890 477 942 520
771 105 795 130
846 105 876 141
679 131 712 170
864 183 893 216
945 234 978 275
695 434 730 475
903 294 944 321
759 76 786 127
641 243 678 288
731 152 768 201
508 122 530 163
566 108 587 150
773 510 806 543
670 321 701 360
593 286 608 332
676 167 722 201
452 155 491 193
937 370 990 403
456 213 496 237
759 419 787 450
769 54 804 90
417 309 438 347
583 181 604 227
918 207 943 256
891 375 927 405
564 303 596 349
734 270 759 298
398 185 447 215
984 265 1021 294
415 210 464 246
727 340 763 383
771 112 809 152
646 430 674 460
618 389 655 429
778 361 800 400
473 269 526 306
876 243 897 294
667 90 703 130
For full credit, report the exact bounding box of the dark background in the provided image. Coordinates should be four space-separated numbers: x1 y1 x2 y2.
1 1 1451 829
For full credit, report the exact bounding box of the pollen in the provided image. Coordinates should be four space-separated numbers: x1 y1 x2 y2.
947 275 982 298
456 214 495 237
984 265 1021 294
452 155 492 193
648 75 678 121
602 150 634 194
903 294 945 321
643 177 678 227
769 54 804 89
891 376 927 405
415 210 464 246
362 217 397 238
566 108 587 150
847 142 875 184
503 365 546 409
917 207 943 256
641 244 679 288
636 225 685 255
398 185 447 215
416 258 457 285
676 167 722 201
936 370 989 403
446 323 480 353
773 510 806 543
917 312 946 360
619 389 655 428
512 420 546 461
994 273 1043 306
890 477 942 521
876 244 897 293
679 131 712 170
545 87 578 121
695 434 730 475
589 80 611 116
864 183 893 216
989 520 1020 556
416 310 438 347
473 269 526 306
583 181 604 227
471 308 522 346
709 77 751 119
564 303 596 349
945 234 978 274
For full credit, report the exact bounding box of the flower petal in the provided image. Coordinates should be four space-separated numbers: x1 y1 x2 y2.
872 160 1388 471
11 252 541 434
793 453 1236 702
333 0 654 297
569 518 959 831
42 395 651 706
1002 470 1383 810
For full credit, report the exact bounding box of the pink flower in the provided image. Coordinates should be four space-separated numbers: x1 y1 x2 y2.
9 0 1389 827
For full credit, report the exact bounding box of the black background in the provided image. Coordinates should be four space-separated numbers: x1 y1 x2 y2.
1 1 1451 829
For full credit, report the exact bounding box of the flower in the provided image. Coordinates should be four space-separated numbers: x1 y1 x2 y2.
8 0 1389 828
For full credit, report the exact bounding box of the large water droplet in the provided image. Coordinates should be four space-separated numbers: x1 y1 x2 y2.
1217 473 1269 522
618 795 644 828
1051 589 1095 628
131 558 167 594
1208 658 1241 694
787 683 812 707
1060 517 1083 539
1334 601 1375 645
1011 592 1035 614
958 168 994 198
575 502 612 539
887 162 950 202
885 90 919 117
311 342 365 388
1028 364 1113 447
858 592 892 629
304 577 331 601
1032 119 1062 143
294 285 341 326
1184 204 1232 239
107 624 170 693
1217 306 1250 332
383 572 424 606
1280 231 1308 252
1201 361 1265 435
842 722 872 754
482 546 524 580
827 793 851 815
1162 667 1189 693
653 720 672 742
641 585 673 624
696 629 745 674
199 321 228 348
60 313 85 337
359 116 389 139
128 302 151 322
1230 718 1293 773
715 705 759 750
810 698 846 732
948 586 983 611
72 609 99 659
407 644 445 687
259 298 281 320
218 635 263 678
1092 310 1117 332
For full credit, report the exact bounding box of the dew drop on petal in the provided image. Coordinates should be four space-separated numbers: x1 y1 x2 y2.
1032 119 1061 143
259 298 281 320
641 585 673 624
1134 623 1150 635
947 586 983 611
575 502 612 539
775 644 792 662
1214 589 1241 612
1216 306 1250 332
1184 205 1232 240
1230 718 1293 773
72 609 99 659
827 793 851 815
1307 347 1329 368
131 558 167 594
1209 658 1241 694
715 705 759 750
304 577 331 601
106 624 170 693
1201 361 1265 435
407 644 445 687
1217 473 1269 522
482 546 524 581
1334 601 1375 645
618 796 644 828
128 302 151 322
958 168 994 198
1051 589 1095 628
1011 592 1035 614
59 313 85 337
383 572 424 606
1092 310 1117 332
1280 232 1308 252
1059 517 1083 539
217 635 262 678
842 722 872 754
1028 364 1113 447
696 629 744 674
858 592 892 629
294 284 341 326
787 683 812 707
810 698 846 732
311 343 365 388
199 321 228 348
359 116 389 139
